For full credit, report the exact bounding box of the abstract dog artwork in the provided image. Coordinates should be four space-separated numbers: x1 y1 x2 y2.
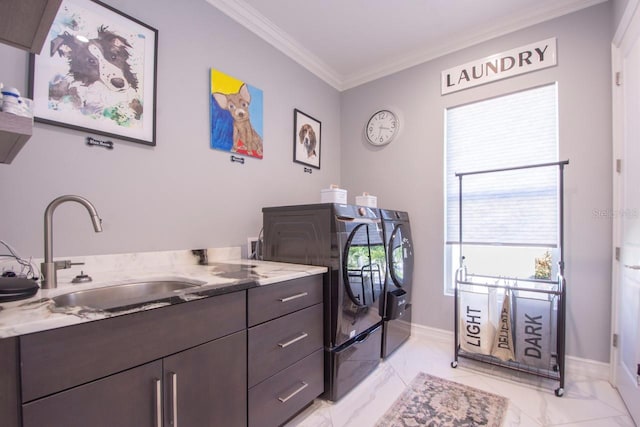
293 109 321 169
210 69 264 159
29 0 157 145
48 26 143 123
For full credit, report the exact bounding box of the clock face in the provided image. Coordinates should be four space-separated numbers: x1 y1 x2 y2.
366 110 399 146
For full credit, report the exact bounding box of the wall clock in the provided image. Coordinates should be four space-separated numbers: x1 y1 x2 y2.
365 109 400 146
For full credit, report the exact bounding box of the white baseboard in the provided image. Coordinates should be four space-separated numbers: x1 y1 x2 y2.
411 323 454 344
565 355 610 381
410 323 610 381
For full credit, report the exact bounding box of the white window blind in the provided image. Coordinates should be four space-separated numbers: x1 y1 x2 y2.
445 84 559 246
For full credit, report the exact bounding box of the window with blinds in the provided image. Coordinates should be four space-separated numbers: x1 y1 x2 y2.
444 83 558 293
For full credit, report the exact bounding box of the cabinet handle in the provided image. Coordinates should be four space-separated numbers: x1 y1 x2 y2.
278 332 308 348
170 372 178 427
154 379 162 427
279 292 308 302
278 381 308 403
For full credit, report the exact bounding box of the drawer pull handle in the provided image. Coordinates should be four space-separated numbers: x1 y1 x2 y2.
279 292 308 302
278 332 309 348
154 378 162 427
170 372 178 427
278 381 309 403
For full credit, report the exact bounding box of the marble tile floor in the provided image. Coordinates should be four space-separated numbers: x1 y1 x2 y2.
285 335 635 427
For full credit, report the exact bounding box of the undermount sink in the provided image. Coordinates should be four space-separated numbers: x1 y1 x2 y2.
52 279 203 310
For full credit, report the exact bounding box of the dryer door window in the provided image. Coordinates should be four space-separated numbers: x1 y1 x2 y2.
389 224 413 289
344 223 384 306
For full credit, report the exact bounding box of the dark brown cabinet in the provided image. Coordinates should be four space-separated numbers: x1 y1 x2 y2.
248 303 323 387
19 291 247 427
0 337 20 426
22 331 247 427
163 331 247 427
247 275 325 427
22 361 163 427
0 272 326 427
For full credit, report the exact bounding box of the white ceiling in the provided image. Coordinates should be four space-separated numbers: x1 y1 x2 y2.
206 0 607 91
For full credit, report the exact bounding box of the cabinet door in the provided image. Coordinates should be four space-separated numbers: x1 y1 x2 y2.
0 337 20 427
22 361 162 427
163 330 247 427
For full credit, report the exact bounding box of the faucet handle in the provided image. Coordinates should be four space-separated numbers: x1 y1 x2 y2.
53 260 84 270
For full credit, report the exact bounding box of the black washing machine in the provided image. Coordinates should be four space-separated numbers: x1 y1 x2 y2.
380 209 414 358
262 203 385 401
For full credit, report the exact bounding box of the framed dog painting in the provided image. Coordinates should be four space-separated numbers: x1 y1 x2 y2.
210 68 264 159
28 0 158 146
293 109 321 169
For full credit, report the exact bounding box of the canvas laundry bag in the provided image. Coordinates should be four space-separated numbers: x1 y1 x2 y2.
513 294 553 369
491 290 515 361
459 288 497 355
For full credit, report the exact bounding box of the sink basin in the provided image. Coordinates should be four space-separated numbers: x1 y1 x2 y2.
53 280 202 310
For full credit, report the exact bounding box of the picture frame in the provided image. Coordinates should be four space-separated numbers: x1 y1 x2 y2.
28 0 158 146
293 108 321 169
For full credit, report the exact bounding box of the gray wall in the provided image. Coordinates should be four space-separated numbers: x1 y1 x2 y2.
340 3 613 362
0 1 616 362
0 0 341 258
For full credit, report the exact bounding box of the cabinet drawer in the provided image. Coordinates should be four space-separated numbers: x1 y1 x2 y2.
248 274 323 326
21 291 246 402
248 349 323 427
248 303 322 387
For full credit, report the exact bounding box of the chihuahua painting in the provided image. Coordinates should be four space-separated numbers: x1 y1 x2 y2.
210 69 264 159
213 84 263 157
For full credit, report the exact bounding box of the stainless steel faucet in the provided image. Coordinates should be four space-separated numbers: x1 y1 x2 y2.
41 195 103 289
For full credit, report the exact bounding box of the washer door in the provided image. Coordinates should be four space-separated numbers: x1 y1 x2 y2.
343 223 385 306
388 223 414 290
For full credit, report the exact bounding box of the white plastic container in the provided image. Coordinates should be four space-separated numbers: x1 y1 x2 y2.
355 192 377 208
321 185 347 204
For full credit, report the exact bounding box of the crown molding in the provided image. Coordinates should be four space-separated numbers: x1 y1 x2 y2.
613 0 639 46
340 0 608 90
205 0 345 90
207 0 607 92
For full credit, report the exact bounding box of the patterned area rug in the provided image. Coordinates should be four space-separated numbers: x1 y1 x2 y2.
376 372 508 427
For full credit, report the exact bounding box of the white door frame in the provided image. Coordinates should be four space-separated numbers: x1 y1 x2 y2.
611 0 639 384
611 0 640 404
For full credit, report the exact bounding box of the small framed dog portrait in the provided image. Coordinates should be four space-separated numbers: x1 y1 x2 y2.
293 109 321 169
29 0 158 146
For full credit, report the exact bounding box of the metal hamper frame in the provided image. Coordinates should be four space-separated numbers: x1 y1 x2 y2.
451 160 569 397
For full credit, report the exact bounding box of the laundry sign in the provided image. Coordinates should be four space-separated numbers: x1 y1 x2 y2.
441 37 557 95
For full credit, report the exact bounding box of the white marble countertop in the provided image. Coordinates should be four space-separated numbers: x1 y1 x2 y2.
0 247 326 339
